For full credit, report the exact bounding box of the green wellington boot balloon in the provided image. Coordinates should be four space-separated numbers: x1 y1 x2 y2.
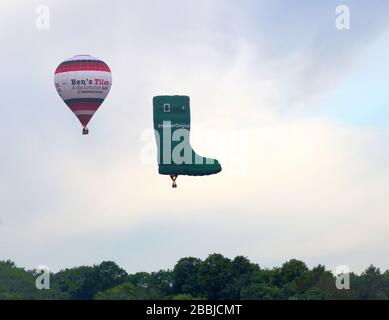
153 95 222 188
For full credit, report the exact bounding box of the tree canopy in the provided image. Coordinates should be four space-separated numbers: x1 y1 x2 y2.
0 255 388 300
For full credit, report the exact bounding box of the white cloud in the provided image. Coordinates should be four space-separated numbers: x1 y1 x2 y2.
1 0 389 272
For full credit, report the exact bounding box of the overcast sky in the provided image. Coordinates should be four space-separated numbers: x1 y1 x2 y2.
0 0 389 274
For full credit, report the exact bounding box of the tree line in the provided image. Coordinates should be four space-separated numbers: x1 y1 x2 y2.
1 254 388 300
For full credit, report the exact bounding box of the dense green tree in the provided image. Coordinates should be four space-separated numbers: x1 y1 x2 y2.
294 265 335 298
95 261 128 290
2 255 389 300
95 282 161 300
0 260 65 300
127 272 153 287
296 288 330 300
0 260 40 300
172 257 202 297
52 265 95 299
148 270 174 296
240 282 281 300
198 254 233 300
355 265 383 300
221 256 261 299
52 261 127 299
126 270 173 298
278 259 309 285
171 294 203 300
95 283 137 300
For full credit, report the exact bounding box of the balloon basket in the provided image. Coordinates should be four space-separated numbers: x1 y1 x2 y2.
170 175 178 188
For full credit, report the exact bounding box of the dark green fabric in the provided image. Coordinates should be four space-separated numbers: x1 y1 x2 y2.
153 95 222 176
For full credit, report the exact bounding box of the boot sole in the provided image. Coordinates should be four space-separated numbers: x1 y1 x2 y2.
158 164 222 176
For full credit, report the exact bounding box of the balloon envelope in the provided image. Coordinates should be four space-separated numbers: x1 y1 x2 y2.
54 55 112 133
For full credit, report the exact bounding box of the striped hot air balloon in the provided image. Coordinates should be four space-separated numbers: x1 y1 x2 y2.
54 55 112 134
